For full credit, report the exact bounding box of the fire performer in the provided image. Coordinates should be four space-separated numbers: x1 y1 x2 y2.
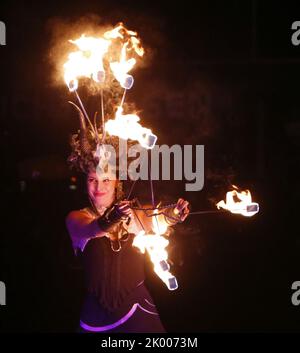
61 21 259 333
65 112 189 333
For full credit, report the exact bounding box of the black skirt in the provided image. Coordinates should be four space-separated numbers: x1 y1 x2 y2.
79 282 166 333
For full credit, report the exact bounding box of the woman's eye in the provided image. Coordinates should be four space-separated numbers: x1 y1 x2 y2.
103 178 110 183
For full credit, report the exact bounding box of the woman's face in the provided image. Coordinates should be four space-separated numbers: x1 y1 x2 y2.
87 170 117 209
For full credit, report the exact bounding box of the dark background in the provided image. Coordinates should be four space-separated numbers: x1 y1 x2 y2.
0 0 299 332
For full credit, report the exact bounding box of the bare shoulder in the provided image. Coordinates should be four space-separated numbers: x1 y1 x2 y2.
65 208 92 226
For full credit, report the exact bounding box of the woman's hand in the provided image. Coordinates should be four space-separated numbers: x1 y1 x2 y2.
173 198 190 222
97 200 132 233
115 200 132 218
163 198 190 226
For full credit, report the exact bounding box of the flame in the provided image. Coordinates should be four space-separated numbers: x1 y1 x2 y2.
63 23 144 91
63 34 110 91
105 23 144 89
133 210 178 290
103 22 144 57
216 186 259 217
105 106 157 149
104 23 132 39
110 43 136 89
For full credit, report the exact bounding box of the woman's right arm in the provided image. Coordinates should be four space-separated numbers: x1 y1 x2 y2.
66 201 132 247
65 210 107 245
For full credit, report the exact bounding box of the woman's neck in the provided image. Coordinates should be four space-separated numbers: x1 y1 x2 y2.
91 200 114 216
95 204 107 215
88 194 115 216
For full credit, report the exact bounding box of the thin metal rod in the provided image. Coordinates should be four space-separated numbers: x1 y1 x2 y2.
126 150 148 200
131 203 177 211
100 89 106 143
189 210 227 215
93 111 100 144
130 200 226 217
132 209 145 232
120 89 127 108
148 151 155 207
147 150 160 232
74 90 95 133
126 179 138 200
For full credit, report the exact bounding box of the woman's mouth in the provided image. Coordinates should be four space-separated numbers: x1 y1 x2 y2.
94 192 106 197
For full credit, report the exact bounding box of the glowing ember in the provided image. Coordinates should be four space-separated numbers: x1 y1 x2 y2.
216 186 259 217
132 211 178 290
63 34 110 91
105 106 157 149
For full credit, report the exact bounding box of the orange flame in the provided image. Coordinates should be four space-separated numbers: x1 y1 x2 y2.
104 23 144 89
132 210 178 290
63 34 110 91
110 43 136 89
216 186 259 217
105 106 157 149
63 23 144 91
103 22 144 56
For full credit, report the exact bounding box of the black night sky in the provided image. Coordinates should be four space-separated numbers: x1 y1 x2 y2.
0 0 299 334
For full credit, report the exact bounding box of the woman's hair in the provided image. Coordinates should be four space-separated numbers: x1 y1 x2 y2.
67 87 136 175
68 131 120 174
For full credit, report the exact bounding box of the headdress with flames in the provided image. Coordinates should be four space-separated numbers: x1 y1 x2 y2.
65 23 156 176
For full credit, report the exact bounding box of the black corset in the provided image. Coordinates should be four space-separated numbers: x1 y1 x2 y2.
81 233 145 311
